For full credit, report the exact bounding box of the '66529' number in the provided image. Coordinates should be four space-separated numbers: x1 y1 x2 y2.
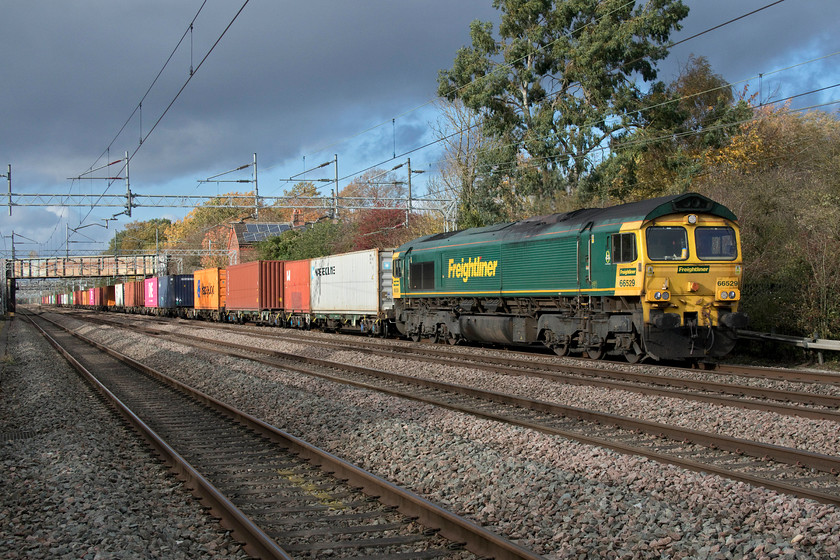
619 279 636 287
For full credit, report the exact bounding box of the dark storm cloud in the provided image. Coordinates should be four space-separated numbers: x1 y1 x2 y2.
2 1 498 189
664 0 840 105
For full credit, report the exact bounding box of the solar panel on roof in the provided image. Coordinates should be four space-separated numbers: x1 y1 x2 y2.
238 223 290 244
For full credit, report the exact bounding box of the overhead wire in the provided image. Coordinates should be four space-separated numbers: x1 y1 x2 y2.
331 0 792 188
303 0 639 160
76 1 250 227
86 1 209 175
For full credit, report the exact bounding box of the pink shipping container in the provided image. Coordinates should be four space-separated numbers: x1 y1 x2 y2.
87 288 104 307
283 259 311 313
226 260 284 311
144 277 159 308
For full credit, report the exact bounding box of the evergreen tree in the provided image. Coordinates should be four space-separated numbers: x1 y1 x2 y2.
438 0 689 198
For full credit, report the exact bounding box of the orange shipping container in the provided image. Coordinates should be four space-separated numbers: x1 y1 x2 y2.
283 259 311 313
194 267 227 310
226 260 284 311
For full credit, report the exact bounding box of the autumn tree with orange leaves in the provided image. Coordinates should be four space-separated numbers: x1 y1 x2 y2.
696 105 840 340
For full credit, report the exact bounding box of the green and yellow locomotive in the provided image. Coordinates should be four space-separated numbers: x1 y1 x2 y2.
392 193 747 363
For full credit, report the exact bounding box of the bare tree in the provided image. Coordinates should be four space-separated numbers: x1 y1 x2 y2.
431 99 495 227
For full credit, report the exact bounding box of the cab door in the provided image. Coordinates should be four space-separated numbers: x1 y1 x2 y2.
577 222 594 293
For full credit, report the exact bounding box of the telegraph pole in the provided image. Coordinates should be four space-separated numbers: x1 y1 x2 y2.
125 151 132 217
333 154 339 220
253 153 259 219
406 158 413 228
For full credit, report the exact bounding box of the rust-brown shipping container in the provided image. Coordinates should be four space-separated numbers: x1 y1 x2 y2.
104 285 116 307
283 259 311 313
194 267 227 310
124 280 145 308
226 260 284 311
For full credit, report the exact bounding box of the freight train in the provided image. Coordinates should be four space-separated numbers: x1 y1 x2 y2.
41 193 747 364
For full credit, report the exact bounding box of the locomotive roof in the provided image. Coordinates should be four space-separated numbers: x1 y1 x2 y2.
399 193 737 251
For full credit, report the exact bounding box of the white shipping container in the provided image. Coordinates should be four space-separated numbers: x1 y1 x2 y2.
115 283 125 307
310 248 393 315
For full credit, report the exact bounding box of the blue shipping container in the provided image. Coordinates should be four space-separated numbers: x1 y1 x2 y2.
158 274 195 308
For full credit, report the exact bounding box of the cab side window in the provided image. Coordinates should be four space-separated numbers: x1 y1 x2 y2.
610 233 637 263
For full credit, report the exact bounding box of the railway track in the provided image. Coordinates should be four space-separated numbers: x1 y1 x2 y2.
70 309 840 422
22 310 542 560
47 308 840 505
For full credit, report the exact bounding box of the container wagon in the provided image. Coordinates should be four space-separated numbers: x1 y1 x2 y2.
309 248 394 335
283 259 311 328
144 277 159 311
124 280 145 312
158 274 194 317
225 260 284 324
192 267 227 321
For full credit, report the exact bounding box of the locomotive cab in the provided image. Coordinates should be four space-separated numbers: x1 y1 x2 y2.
638 210 748 360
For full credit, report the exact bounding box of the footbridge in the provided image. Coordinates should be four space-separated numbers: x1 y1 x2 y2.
8 254 159 279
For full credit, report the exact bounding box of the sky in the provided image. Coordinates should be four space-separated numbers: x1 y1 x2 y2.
2 0 839 262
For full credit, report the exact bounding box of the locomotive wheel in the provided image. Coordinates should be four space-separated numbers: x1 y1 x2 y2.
410 332 422 342
585 345 606 360
623 341 645 364
623 349 644 364
542 330 570 357
551 342 570 357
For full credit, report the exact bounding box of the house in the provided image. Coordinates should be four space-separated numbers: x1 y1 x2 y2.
221 222 291 265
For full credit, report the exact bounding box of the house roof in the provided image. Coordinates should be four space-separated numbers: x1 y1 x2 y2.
230 222 291 246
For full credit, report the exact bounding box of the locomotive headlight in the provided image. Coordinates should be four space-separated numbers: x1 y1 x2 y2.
687 214 697 224
729 291 737 300
661 291 670 301
654 291 662 300
720 291 729 300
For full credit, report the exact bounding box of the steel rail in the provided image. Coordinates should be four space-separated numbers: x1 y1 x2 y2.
83 312 840 421
233 329 840 416
164 329 840 473
25 311 545 560
22 312 293 560
71 316 840 504
716 362 840 385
